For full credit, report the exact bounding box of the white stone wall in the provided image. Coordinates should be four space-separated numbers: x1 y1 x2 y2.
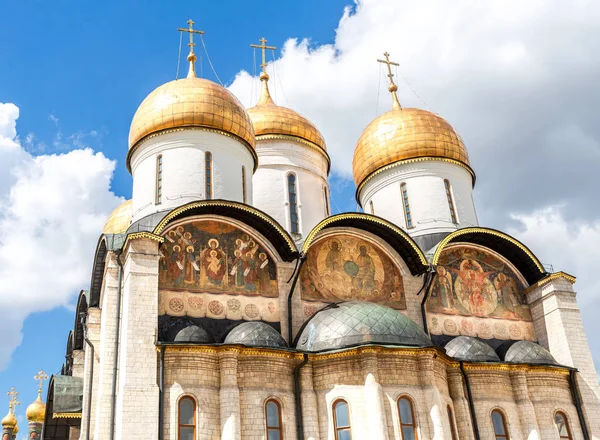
130 130 255 223
359 161 478 238
252 139 330 242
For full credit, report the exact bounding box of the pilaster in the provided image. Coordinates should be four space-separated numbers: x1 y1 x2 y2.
417 356 446 439
447 368 474 440
299 361 320 440
360 351 388 440
80 306 101 439
219 349 241 440
510 371 540 439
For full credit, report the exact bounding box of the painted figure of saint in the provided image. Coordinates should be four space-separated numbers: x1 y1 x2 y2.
494 272 525 317
325 239 342 273
230 249 245 287
257 252 271 291
202 239 226 285
183 245 199 285
351 244 376 295
171 244 184 285
451 259 497 316
432 266 454 310
243 251 257 290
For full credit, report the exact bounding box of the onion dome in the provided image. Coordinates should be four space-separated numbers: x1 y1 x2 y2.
13 423 18 435
224 322 287 348
503 340 557 365
174 325 214 343
1 410 17 429
296 301 431 352
102 200 132 235
444 336 500 362
26 395 46 423
247 71 326 154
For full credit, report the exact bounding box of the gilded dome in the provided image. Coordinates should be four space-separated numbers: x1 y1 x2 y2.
353 107 472 191
247 73 327 153
1 410 16 428
102 200 132 235
26 395 46 423
128 77 255 165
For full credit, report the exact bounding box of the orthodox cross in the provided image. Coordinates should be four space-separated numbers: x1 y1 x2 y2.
250 38 276 74
377 51 402 109
6 387 19 413
178 19 204 78
34 370 49 396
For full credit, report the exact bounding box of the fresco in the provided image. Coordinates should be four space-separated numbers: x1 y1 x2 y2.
158 220 278 297
300 234 406 309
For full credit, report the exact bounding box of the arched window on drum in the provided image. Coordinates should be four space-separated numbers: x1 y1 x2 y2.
178 396 196 440
265 399 283 440
332 399 352 440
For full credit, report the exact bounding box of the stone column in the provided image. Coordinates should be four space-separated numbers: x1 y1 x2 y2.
447 368 474 440
528 275 600 436
28 421 42 439
299 360 320 440
80 306 101 438
417 356 447 439
510 371 540 439
114 237 160 439
360 350 388 440
219 348 241 440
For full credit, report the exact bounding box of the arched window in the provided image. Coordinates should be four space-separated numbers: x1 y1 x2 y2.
555 411 572 440
241 166 247 204
491 409 509 440
265 399 283 440
287 174 299 234
323 186 330 216
205 152 213 199
369 200 374 214
398 396 418 440
400 183 414 229
333 399 351 440
156 155 163 204
447 406 458 440
178 396 196 440
444 179 458 223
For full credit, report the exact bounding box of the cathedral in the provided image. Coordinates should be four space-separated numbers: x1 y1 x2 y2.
4 21 600 440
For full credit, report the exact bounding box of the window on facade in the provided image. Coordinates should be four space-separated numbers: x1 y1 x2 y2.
447 406 458 440
178 397 196 440
369 200 374 214
555 412 572 440
205 152 213 199
398 397 418 440
444 179 458 223
333 399 351 440
242 166 247 204
265 399 283 440
287 174 299 234
491 410 509 440
324 186 330 216
156 155 163 204
400 183 414 228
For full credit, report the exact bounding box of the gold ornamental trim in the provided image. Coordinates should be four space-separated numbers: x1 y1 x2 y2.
53 412 82 419
163 344 303 360
152 200 297 253
462 363 571 376
256 134 331 168
355 156 476 204
537 271 576 286
127 126 258 174
123 232 165 250
302 213 427 266
431 227 545 274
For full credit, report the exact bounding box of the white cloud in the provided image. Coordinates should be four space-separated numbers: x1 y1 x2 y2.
0 103 121 370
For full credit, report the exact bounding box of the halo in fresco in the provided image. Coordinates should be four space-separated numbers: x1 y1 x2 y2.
300 234 405 309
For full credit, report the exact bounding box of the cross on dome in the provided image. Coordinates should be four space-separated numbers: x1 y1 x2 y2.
7 387 19 413
250 37 276 79
177 19 205 78
34 370 49 397
377 51 402 110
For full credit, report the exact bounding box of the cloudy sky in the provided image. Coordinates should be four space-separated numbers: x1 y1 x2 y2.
1 0 599 426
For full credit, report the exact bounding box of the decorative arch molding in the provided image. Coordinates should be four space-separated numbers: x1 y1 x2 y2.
72 291 88 351
88 237 108 308
432 227 546 285
152 200 298 262
303 213 428 276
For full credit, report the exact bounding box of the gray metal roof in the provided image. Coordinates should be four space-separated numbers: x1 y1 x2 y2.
504 340 557 365
224 322 287 348
174 325 215 343
444 336 500 362
296 301 431 352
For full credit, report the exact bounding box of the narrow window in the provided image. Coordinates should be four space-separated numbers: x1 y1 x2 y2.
155 155 163 205
242 166 247 204
491 410 509 440
178 397 196 440
555 412 572 440
333 399 351 440
444 179 458 224
265 399 283 440
369 200 374 214
448 406 458 440
287 174 299 234
323 186 330 216
400 183 414 229
205 151 213 199
398 396 418 440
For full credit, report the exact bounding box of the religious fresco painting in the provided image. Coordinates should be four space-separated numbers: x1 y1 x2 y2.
300 234 406 309
427 245 534 341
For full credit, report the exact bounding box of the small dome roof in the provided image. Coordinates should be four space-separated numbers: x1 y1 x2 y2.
503 341 557 365
1 410 16 429
224 322 287 348
26 395 46 423
296 301 431 352
445 336 500 362
102 200 132 234
247 74 326 153
174 325 214 343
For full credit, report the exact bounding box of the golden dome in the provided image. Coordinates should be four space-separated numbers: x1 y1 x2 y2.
26 395 46 423
103 200 132 234
353 107 472 190
13 423 18 434
247 73 327 154
127 77 255 169
1 410 16 429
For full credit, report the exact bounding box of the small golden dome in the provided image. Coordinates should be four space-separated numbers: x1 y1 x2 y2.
1 411 17 428
247 73 326 153
103 200 132 234
26 395 46 423
128 77 255 168
353 107 472 190
13 423 18 434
